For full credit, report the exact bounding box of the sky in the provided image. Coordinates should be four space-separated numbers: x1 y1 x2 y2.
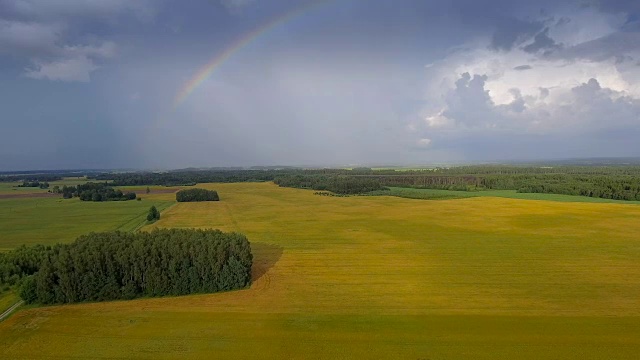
1 0 640 170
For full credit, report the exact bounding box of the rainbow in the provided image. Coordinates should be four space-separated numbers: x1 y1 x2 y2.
173 0 331 108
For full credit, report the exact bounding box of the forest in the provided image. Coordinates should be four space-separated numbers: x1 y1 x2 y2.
93 170 287 186
61 182 136 202
17 181 49 188
0 175 62 183
176 188 220 202
274 175 386 194
5 229 252 304
267 166 640 200
366 172 640 201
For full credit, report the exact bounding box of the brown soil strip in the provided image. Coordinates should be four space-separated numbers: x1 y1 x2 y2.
0 192 59 200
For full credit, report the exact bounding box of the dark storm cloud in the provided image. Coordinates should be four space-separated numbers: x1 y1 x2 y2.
2 0 640 170
523 28 562 54
552 31 640 62
491 18 543 51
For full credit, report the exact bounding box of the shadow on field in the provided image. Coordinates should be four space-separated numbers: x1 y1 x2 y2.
251 242 284 282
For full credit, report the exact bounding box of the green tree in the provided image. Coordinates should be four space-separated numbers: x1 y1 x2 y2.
147 206 160 222
19 276 38 304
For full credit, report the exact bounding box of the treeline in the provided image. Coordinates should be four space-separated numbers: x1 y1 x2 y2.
0 175 63 183
514 175 640 200
11 229 252 304
91 168 376 186
417 165 640 176
366 173 640 201
370 175 482 191
176 189 220 202
274 175 386 194
93 170 288 186
271 167 640 201
18 181 49 188
61 182 136 201
14 165 640 201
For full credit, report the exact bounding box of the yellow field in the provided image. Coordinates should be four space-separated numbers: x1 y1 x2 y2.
2 182 640 359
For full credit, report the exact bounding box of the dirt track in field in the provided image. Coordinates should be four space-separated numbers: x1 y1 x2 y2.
148 189 179 194
0 192 59 200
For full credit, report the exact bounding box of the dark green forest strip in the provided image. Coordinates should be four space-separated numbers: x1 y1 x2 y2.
176 188 220 202
4 229 252 305
379 187 640 204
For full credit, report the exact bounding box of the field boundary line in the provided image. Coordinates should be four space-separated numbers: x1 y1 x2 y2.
0 300 23 322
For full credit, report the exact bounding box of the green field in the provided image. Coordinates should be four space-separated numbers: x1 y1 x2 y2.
0 291 19 317
381 186 640 204
1 182 640 358
0 177 91 194
0 192 174 251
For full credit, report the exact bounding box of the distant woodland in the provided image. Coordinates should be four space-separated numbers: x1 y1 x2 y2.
0 175 62 183
4 164 640 201
274 175 386 195
93 170 285 186
176 188 220 202
273 166 640 200
61 183 136 202
2 229 252 304
17 181 49 189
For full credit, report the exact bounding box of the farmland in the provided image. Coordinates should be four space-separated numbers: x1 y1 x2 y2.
1 182 640 359
0 186 174 251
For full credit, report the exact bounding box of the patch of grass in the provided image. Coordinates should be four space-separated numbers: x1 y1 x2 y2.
0 291 18 316
2 182 640 358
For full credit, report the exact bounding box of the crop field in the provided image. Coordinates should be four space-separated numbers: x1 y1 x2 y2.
0 189 175 251
0 177 90 195
1 182 640 358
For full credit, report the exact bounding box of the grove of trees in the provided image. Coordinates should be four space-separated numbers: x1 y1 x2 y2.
10 229 252 304
176 189 220 202
274 175 387 195
147 206 160 222
18 181 49 189
61 182 136 202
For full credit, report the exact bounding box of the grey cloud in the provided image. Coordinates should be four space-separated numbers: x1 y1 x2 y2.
591 0 640 15
556 16 571 27
0 0 157 22
220 0 255 11
504 89 526 113
0 0 152 82
552 31 640 62
539 87 550 99
523 27 562 54
25 55 98 82
491 17 543 51
513 64 532 70
443 72 495 126
573 78 602 96
429 68 640 151
0 20 60 57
